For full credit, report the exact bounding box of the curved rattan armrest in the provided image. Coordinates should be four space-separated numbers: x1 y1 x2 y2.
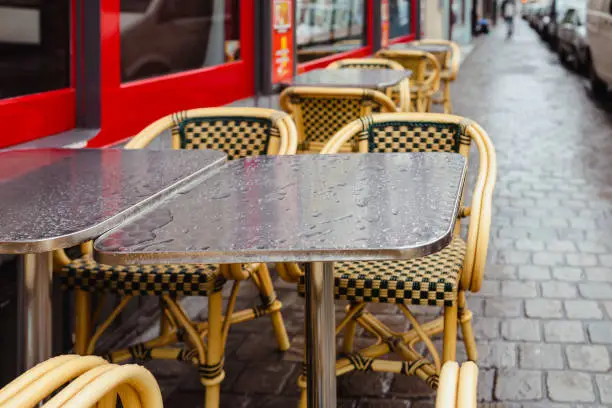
279 86 398 114
423 52 442 94
468 121 497 293
125 107 298 155
447 42 461 80
435 361 478 408
0 355 108 407
326 57 405 70
44 364 163 408
398 78 412 112
457 362 478 408
436 361 459 407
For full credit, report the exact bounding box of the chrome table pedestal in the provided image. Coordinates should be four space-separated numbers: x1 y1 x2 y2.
95 153 466 408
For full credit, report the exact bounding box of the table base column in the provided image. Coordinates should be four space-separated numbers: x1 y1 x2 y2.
17 252 53 372
304 261 336 408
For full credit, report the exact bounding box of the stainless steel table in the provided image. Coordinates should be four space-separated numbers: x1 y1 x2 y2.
388 42 451 54
283 68 412 91
94 153 466 408
0 148 226 371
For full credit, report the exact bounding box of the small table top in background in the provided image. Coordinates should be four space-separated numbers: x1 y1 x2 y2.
95 153 466 265
283 68 412 90
0 148 226 253
388 43 451 54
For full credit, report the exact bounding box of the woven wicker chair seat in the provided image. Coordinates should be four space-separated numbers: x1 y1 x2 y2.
60 258 228 297
298 237 465 307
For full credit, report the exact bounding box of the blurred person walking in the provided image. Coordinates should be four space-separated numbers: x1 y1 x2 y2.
501 0 517 38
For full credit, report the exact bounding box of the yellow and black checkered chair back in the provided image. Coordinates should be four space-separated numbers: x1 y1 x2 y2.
322 113 497 294
125 107 298 158
327 58 405 70
326 58 411 112
279 87 397 153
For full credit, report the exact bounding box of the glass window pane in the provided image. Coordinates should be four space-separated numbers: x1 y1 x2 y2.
120 0 241 83
0 0 70 99
296 0 366 64
389 0 411 38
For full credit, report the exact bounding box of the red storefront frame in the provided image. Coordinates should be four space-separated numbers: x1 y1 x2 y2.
88 0 255 148
0 0 76 149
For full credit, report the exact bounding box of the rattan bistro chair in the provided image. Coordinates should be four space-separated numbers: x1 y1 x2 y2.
279 87 397 153
54 107 298 408
327 58 411 112
376 49 441 113
435 361 478 408
280 113 495 406
0 355 163 408
412 40 461 113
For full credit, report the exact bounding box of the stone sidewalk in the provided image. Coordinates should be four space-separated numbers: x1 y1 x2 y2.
107 22 612 407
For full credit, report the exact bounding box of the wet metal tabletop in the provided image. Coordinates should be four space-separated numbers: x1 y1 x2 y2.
94 152 466 408
0 148 227 253
388 43 451 53
283 68 412 90
95 152 466 408
95 153 466 264
0 147 226 372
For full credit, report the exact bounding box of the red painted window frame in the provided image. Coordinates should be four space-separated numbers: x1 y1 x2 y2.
0 0 76 148
88 0 255 148
297 0 374 73
388 0 418 45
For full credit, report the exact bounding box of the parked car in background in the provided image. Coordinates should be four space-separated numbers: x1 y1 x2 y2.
535 5 553 38
586 0 612 97
557 4 588 71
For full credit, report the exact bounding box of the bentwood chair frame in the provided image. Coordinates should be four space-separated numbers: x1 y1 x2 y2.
376 49 441 113
326 58 411 112
435 361 478 408
412 40 461 113
54 107 298 408
279 113 495 406
0 355 163 408
279 87 397 153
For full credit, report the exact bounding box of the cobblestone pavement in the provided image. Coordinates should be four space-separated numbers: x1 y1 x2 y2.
110 22 612 407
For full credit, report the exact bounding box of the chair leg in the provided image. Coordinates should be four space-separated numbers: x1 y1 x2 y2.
342 303 361 354
458 291 478 361
442 303 458 363
204 291 225 408
342 319 358 355
160 299 172 336
443 81 453 114
255 264 290 351
74 290 92 355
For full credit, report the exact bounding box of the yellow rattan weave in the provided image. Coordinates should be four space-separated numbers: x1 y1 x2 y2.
298 237 465 306
280 87 397 152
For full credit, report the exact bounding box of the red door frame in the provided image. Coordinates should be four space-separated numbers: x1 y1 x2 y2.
297 0 375 73
88 0 255 147
388 0 419 44
0 0 76 148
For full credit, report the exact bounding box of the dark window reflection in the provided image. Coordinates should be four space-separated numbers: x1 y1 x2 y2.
389 0 411 38
296 0 366 64
120 0 241 83
0 0 70 99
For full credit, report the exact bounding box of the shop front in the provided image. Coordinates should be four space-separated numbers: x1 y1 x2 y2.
0 0 419 149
